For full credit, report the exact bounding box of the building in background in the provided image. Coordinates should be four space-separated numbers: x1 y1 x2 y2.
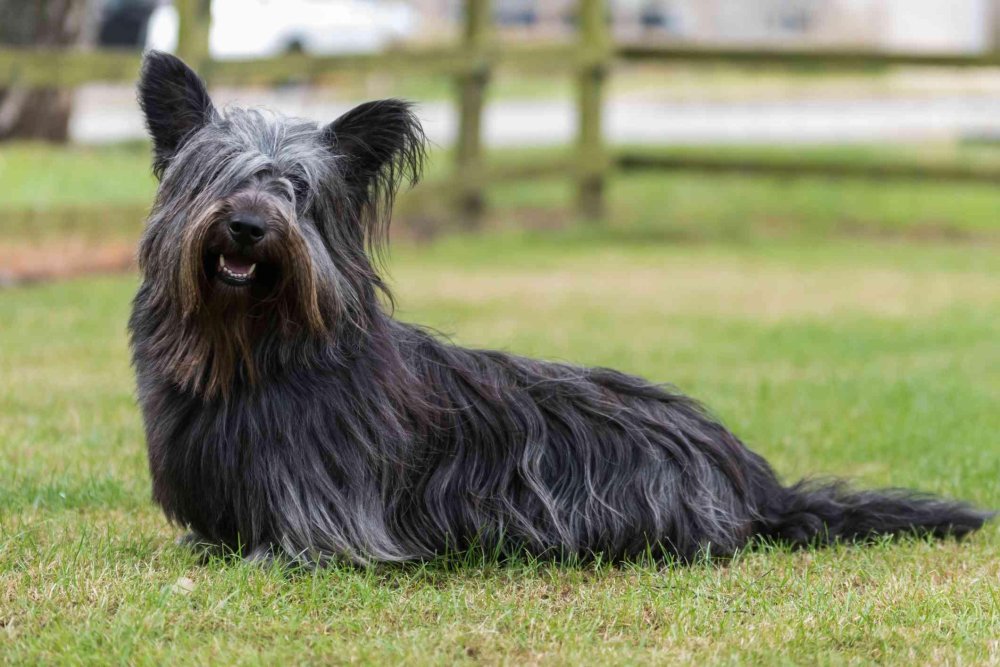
410 0 996 53
88 0 1000 53
138 0 419 57
644 0 992 53
878 0 991 53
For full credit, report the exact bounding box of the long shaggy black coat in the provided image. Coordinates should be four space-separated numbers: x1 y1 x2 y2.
130 52 992 565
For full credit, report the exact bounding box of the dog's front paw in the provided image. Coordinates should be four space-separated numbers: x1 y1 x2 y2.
244 544 283 566
176 531 205 546
176 531 227 561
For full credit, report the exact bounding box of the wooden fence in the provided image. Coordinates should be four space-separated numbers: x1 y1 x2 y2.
2 0 999 226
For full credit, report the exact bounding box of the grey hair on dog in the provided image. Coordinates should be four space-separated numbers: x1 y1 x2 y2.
130 52 992 566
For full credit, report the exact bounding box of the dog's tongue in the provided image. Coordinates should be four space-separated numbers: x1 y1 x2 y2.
223 255 254 273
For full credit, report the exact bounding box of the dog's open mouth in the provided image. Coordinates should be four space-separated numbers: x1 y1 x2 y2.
215 254 257 287
204 250 279 293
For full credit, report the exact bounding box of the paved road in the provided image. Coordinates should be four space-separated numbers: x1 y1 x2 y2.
71 85 1000 145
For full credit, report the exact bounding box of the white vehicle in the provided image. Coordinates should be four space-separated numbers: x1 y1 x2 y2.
146 0 417 59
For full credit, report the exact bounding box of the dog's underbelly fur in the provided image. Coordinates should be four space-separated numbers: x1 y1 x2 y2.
138 321 781 564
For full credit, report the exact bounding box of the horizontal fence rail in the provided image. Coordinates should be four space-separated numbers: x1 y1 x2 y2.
0 44 606 86
6 41 1000 87
617 42 1000 69
617 150 1000 184
0 49 142 86
1 0 999 228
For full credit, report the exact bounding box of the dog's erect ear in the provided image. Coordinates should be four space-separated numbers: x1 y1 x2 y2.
138 51 216 179
322 100 426 241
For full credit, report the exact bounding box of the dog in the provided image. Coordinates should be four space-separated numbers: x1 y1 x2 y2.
130 52 991 565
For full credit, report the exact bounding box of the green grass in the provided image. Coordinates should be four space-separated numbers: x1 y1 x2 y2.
0 142 156 211
1 229 998 664
3 142 1000 242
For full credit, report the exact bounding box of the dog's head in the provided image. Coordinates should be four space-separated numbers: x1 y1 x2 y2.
135 52 424 394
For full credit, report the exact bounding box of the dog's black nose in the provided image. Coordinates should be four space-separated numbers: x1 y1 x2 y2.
228 214 266 246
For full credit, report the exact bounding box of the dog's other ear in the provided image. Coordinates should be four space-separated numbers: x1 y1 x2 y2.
323 100 426 244
138 51 216 179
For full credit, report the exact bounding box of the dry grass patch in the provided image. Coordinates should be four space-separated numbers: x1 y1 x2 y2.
396 258 1000 322
0 238 135 285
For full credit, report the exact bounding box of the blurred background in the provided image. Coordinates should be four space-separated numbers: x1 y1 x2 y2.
0 0 999 280
3 8 999 657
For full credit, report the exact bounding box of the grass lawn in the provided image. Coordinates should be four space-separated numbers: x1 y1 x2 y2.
1 226 998 663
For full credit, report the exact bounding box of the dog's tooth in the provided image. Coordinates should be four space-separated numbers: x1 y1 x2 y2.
219 255 226 269
247 264 256 276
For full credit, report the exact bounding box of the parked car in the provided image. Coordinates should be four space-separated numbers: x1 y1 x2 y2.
145 0 417 59
495 0 537 26
634 0 680 33
97 0 159 48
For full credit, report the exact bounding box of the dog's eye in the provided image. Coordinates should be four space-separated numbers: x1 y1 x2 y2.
286 174 310 208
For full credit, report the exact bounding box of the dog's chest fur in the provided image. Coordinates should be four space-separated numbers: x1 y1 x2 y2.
138 358 423 562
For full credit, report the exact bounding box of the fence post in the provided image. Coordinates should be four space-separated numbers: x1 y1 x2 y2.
455 0 491 229
175 0 211 69
577 0 610 221
992 0 1000 52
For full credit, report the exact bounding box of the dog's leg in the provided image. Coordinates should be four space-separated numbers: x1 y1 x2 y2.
176 531 228 562
244 544 277 565
178 533 292 567
176 531 213 548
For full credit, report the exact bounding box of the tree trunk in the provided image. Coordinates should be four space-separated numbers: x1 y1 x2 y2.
0 0 90 142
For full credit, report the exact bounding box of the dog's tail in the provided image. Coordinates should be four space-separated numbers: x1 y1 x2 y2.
757 480 993 547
